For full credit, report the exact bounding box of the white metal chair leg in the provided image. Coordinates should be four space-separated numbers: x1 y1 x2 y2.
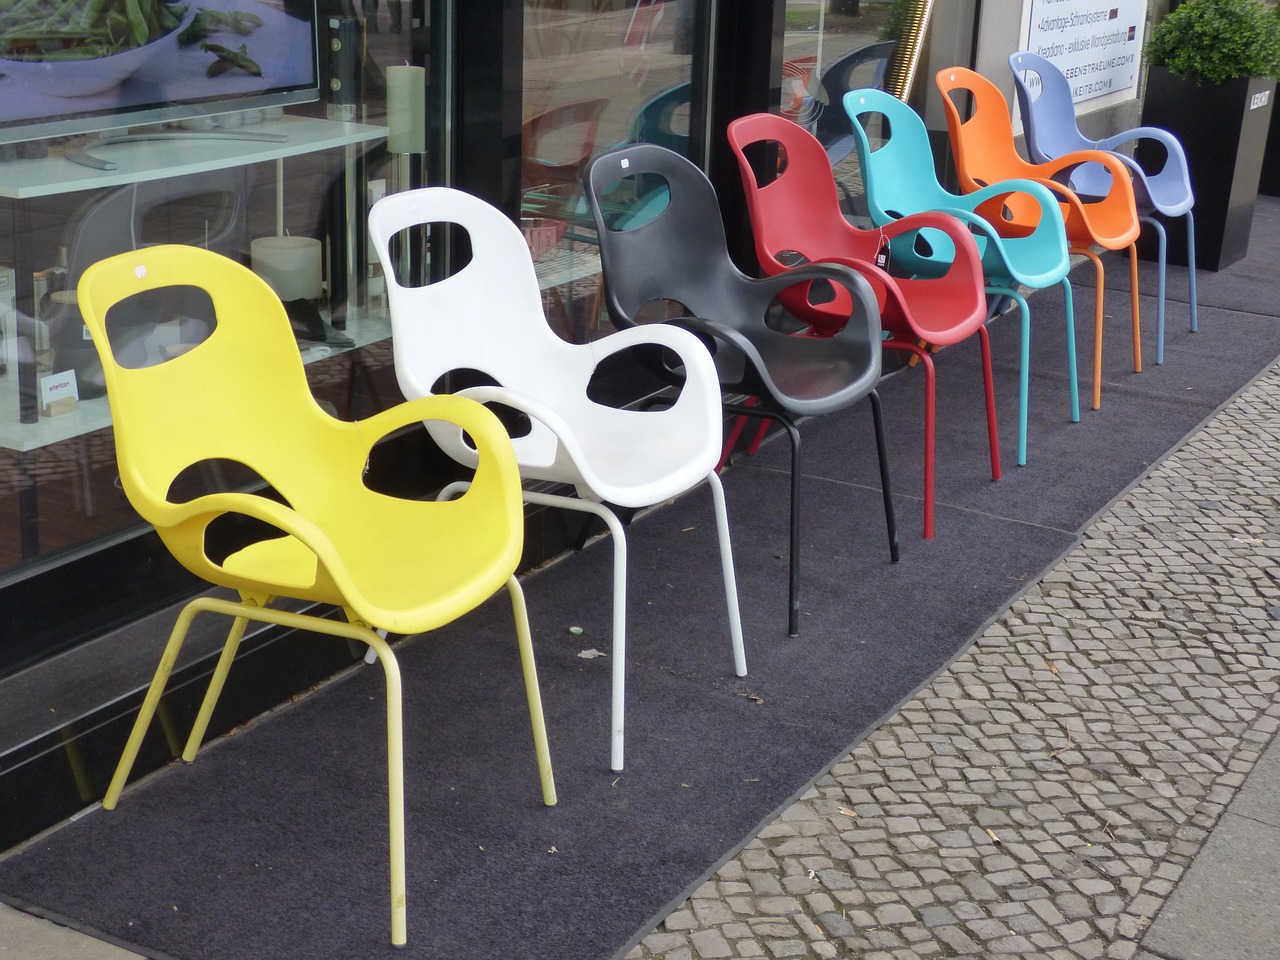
525 490 629 771
706 470 747 677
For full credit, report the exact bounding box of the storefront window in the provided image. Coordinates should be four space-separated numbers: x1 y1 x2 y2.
0 0 429 662
777 0 935 218
521 0 700 343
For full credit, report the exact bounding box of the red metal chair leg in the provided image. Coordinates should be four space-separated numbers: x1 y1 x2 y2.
977 323 1001 481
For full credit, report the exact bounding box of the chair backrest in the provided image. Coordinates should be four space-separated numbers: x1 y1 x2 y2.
815 41 895 145
583 142 756 327
1007 50 1123 200
628 82 692 155
521 98 610 189
74 245 350 533
1007 51 1092 164
368 187 584 466
935 66 1039 190
725 112 881 272
841 87 954 223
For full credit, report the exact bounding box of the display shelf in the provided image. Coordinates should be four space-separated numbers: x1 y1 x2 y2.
0 116 387 201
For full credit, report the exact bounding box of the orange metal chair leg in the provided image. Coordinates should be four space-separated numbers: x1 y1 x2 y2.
1075 247 1106 410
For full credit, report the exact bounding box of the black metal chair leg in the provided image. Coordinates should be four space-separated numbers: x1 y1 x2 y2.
779 417 803 637
868 389 899 563
724 402 803 636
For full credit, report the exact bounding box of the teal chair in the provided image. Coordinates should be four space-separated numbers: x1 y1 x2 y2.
843 87 1078 467
1010 50 1197 363
628 81 692 155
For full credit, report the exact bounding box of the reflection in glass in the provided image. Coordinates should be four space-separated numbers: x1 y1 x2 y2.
780 0 935 220
522 0 697 343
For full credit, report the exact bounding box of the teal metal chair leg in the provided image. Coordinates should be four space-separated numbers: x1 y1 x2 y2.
1062 276 1080 426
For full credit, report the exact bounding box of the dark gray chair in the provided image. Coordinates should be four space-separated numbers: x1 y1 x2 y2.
584 142 899 638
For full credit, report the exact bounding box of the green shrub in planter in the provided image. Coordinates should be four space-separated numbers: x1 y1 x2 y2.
1139 0 1280 269
1144 0 1280 85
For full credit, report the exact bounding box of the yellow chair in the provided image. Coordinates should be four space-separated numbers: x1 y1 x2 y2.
77 244 556 947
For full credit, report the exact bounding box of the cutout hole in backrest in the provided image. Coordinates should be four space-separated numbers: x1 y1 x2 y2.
166 458 290 565
859 112 892 152
383 222 471 288
595 173 671 230
586 342 687 406
430 369 533 440
103 284 216 370
738 139 788 187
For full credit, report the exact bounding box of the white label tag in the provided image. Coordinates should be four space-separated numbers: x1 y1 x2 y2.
40 368 79 415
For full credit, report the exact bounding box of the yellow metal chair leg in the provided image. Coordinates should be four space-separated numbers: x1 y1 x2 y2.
183 612 253 761
357 624 407 947
102 600 202 809
507 575 557 807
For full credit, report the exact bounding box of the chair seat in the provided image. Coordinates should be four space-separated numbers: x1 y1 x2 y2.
751 326 881 410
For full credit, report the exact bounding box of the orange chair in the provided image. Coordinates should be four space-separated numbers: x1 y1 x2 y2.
936 67 1143 410
727 112 999 541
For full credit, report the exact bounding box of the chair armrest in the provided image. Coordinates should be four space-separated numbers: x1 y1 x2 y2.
1033 149 1137 209
750 262 884 348
356 393 512 455
861 210 986 289
1099 126 1186 167
1098 127 1192 213
961 178 1062 227
950 179 1070 280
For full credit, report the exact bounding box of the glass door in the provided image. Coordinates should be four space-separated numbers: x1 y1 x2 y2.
777 0 935 218
521 0 703 343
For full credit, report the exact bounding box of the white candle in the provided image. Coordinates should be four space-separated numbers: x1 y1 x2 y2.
251 236 324 301
387 64 426 154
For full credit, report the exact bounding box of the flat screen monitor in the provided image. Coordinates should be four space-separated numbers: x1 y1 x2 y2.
0 0 320 145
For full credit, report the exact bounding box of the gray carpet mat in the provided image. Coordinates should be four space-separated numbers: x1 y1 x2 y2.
1 198 1278 960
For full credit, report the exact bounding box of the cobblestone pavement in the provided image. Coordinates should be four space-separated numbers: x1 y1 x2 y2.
626 365 1280 960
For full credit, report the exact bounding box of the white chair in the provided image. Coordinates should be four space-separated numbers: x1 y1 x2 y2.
368 187 747 772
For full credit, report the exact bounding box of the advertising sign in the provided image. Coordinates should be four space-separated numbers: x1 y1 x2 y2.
1024 0 1147 103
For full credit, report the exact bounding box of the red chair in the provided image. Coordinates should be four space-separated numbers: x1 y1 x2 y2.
726 112 999 540
936 67 1143 411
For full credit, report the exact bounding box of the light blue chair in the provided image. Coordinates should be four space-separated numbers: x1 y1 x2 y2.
843 87 1077 467
1009 50 1197 364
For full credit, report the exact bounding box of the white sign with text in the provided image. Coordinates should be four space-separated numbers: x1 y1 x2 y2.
1024 0 1147 104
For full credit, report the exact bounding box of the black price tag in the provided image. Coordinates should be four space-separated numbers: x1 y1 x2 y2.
875 236 891 270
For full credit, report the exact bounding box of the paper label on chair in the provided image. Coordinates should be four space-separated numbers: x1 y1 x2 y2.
39 369 78 417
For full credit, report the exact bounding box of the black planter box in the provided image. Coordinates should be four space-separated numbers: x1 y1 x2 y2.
1137 67 1275 271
